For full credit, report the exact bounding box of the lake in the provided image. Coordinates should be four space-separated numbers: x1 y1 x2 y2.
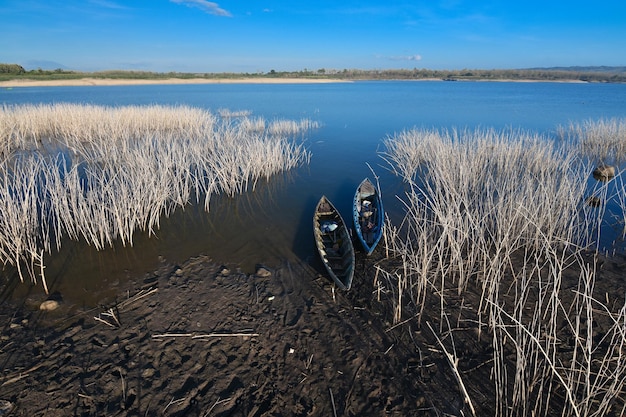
2 80 626 304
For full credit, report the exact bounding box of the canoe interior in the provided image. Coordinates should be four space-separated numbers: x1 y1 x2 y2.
313 196 355 290
353 178 384 255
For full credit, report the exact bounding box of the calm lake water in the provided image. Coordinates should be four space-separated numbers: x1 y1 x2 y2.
2 81 626 304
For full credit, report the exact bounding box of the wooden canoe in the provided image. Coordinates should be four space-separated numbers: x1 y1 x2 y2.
313 195 355 290
353 178 384 255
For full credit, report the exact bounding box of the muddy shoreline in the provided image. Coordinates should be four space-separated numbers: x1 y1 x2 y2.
0 254 436 416
1 249 625 416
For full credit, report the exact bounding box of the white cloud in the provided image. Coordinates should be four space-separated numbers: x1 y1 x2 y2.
170 0 232 17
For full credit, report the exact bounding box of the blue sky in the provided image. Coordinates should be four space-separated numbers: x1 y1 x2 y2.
1 0 625 73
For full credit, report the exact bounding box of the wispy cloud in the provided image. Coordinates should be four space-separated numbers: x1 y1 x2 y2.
88 0 128 10
170 0 232 17
389 54 423 61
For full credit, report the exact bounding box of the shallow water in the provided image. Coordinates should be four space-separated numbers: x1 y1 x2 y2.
2 81 626 305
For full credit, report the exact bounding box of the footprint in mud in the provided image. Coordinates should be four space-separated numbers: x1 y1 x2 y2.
218 375 244 399
283 308 302 326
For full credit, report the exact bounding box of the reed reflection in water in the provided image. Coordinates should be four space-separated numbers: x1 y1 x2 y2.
4 171 309 306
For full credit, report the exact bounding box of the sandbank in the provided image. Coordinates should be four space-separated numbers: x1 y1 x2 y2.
0 77 349 88
0 77 591 88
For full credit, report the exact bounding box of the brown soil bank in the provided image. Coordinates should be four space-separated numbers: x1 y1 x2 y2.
0 251 625 416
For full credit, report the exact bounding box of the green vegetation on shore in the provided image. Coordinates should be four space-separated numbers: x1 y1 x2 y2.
1 63 626 83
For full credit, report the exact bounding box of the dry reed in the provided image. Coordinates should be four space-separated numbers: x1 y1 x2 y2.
380 126 625 416
557 117 626 166
0 103 314 288
558 118 626 242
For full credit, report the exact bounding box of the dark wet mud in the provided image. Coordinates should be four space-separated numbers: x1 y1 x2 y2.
1 250 624 416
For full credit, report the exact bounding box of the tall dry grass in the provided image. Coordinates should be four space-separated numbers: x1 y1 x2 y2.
558 117 626 241
557 117 626 166
380 127 625 416
0 103 313 288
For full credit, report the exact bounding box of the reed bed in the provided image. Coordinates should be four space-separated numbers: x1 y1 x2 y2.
558 117 626 242
380 127 625 416
0 103 313 287
557 117 626 166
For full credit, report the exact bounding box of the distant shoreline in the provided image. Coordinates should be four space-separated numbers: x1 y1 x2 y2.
0 77 349 88
0 77 596 88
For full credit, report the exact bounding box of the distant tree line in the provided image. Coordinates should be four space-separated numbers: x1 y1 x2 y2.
0 64 26 74
239 67 626 83
309 68 626 83
1 63 625 83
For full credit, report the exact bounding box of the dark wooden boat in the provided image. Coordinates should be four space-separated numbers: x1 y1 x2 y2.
313 195 355 290
353 178 384 255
